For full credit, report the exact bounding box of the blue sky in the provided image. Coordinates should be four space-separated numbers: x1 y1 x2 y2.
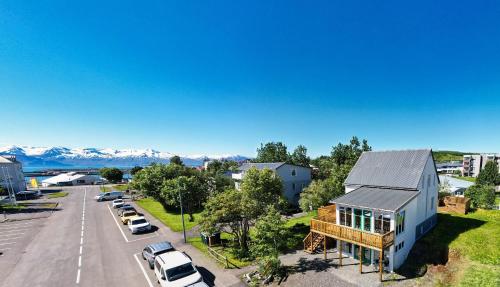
0 1 499 157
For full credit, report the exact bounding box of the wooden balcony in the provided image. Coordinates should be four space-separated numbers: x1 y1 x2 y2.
310 218 394 251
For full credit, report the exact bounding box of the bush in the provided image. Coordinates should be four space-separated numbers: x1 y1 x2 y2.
465 185 496 209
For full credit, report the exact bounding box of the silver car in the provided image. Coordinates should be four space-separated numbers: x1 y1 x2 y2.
142 241 175 269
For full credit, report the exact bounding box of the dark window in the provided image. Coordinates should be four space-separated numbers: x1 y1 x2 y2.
375 213 390 234
339 207 352 227
291 169 296 176
166 263 196 281
396 211 405 235
354 209 362 229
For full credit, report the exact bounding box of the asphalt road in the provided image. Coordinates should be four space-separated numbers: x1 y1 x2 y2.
0 186 243 287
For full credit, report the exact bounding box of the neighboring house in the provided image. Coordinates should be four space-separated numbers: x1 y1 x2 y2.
232 162 312 205
436 162 462 174
41 172 98 187
463 154 500 177
438 175 473 197
0 155 26 193
306 149 438 280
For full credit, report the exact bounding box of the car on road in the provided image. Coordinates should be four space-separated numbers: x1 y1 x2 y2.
154 251 203 287
112 199 124 208
120 210 139 224
127 216 152 234
94 191 123 201
142 241 175 269
117 204 136 216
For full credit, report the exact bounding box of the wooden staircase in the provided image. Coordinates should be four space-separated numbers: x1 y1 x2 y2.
303 232 325 253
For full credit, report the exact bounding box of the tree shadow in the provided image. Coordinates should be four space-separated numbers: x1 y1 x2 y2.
287 257 338 275
197 266 216 286
284 223 310 251
395 213 486 279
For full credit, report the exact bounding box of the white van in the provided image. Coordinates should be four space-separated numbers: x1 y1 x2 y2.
94 191 123 201
154 251 203 287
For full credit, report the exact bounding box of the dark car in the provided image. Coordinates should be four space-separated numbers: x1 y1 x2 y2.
142 241 175 269
117 204 136 216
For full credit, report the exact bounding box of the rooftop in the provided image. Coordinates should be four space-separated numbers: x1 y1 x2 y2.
331 186 419 212
344 149 432 189
237 162 286 171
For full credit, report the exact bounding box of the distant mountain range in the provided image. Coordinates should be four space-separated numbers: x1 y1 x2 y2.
0 145 249 169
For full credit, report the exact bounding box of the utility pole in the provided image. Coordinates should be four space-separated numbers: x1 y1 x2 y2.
179 182 187 243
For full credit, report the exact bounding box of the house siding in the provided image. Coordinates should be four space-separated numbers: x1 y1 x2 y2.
276 164 312 205
0 160 26 193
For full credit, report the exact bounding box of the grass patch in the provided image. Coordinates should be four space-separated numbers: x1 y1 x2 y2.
136 197 201 232
0 203 26 211
400 209 500 285
283 211 317 250
188 233 252 268
452 176 476 183
0 202 57 212
47 192 68 199
100 184 130 192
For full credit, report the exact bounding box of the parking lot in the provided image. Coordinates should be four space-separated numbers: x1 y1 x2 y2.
0 186 244 287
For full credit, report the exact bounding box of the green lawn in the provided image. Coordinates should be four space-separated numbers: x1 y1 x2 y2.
413 210 500 286
452 176 476 183
136 198 201 232
283 211 317 250
47 191 69 199
188 233 252 268
100 184 130 192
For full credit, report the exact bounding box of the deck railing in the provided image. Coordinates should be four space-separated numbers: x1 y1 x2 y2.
310 218 394 250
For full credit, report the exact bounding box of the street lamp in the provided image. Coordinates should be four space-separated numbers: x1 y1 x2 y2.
178 181 187 243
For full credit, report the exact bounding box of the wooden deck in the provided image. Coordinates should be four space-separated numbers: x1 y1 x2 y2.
310 218 394 251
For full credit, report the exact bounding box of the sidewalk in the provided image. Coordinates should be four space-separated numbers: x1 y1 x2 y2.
134 203 247 287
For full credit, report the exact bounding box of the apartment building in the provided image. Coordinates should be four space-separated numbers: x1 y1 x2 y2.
463 154 500 177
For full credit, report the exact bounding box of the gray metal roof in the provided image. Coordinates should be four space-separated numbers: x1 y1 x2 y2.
238 162 286 171
331 186 419 212
344 149 432 189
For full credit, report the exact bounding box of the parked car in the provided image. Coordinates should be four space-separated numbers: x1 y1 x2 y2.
117 204 136 216
112 199 124 208
142 241 175 269
120 210 139 225
154 251 203 287
128 216 152 234
94 191 123 201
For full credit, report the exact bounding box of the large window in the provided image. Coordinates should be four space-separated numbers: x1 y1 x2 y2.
363 210 372 231
339 207 352 227
374 212 390 234
396 211 405 235
354 209 362 229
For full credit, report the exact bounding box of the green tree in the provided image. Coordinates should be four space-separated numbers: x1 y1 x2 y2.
465 184 496 209
100 167 123 183
255 142 289 163
251 206 288 258
131 163 190 201
130 166 143 176
331 136 371 166
290 145 310 167
299 180 331 211
476 161 500 186
160 175 207 221
200 168 284 253
206 160 239 175
310 155 334 180
170 155 184 165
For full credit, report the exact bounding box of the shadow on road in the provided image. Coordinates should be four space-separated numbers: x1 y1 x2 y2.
197 266 216 287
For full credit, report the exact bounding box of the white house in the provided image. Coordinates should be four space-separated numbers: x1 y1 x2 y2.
41 172 98 187
438 175 473 197
0 155 26 193
306 149 438 279
232 162 312 205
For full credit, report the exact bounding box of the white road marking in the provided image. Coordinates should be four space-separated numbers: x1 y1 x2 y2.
76 188 87 285
76 269 81 284
0 226 32 230
0 237 22 241
0 222 34 227
0 242 16 246
0 233 24 237
107 204 129 242
127 232 159 243
134 253 154 287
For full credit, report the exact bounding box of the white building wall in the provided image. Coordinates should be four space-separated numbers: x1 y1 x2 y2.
392 196 418 270
0 161 26 193
415 154 439 225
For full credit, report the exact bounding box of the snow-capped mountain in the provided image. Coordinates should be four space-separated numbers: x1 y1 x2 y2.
0 145 249 169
